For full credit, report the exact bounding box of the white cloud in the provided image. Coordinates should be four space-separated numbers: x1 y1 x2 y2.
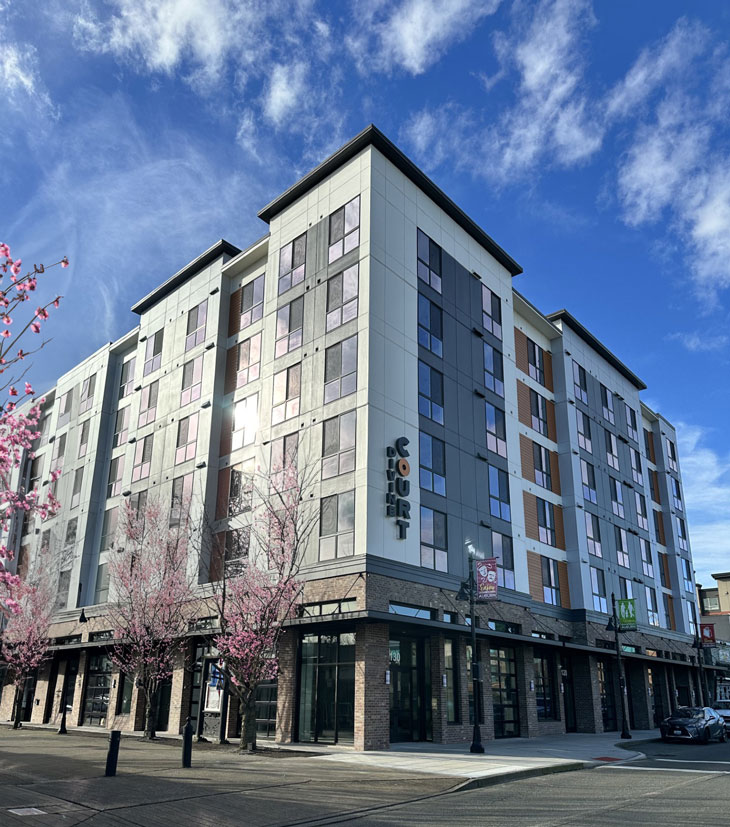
676 422 730 585
264 63 308 128
0 42 56 117
347 0 500 76
667 332 729 353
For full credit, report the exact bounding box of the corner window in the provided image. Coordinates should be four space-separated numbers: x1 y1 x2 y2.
143 330 163 376
670 476 682 511
530 389 548 436
537 498 556 546
640 537 653 577
58 388 73 428
181 355 203 406
327 264 358 332
610 477 624 518
94 563 109 605
322 410 356 479
113 408 129 448
527 339 544 385
615 525 629 568
78 419 91 458
420 505 447 572
71 467 84 509
328 196 360 263
119 357 136 399
646 586 660 626
601 385 615 424
636 492 649 531
175 413 198 464
272 363 301 425
666 438 678 472
419 432 446 496
324 335 358 404
488 465 510 521
232 393 258 450
100 506 118 551
138 380 159 428
278 232 306 294
319 490 355 559
577 409 591 452
418 361 444 425
485 402 507 457
482 285 501 339
275 296 304 358
620 576 633 600
240 274 265 330
585 511 601 557
132 434 153 481
417 228 442 293
79 374 96 414
630 446 643 485
417 294 442 357
483 342 504 397
681 558 693 593
573 361 588 404
625 404 638 441
541 557 560 605
590 567 607 613
676 517 688 551
492 531 514 589
107 455 124 499
533 443 552 490
185 299 207 351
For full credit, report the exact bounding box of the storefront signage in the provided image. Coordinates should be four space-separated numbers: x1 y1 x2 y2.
476 558 498 601
700 624 716 644
617 598 637 630
386 437 411 538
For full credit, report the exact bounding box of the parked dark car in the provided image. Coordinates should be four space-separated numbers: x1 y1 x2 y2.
660 707 727 743
714 701 730 727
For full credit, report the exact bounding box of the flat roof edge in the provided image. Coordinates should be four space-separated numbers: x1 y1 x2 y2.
131 239 241 315
547 309 647 391
257 124 522 278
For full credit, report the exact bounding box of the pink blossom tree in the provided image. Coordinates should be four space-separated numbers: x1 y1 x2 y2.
107 498 197 739
0 242 66 618
209 459 317 751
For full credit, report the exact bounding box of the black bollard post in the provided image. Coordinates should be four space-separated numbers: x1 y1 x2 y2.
105 730 121 777
182 716 193 769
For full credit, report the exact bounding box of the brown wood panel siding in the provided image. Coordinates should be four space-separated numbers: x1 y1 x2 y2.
665 595 676 630
543 350 554 392
650 469 661 504
523 491 539 541
209 532 225 582
549 450 561 495
514 328 529 375
517 380 531 428
546 399 557 441
644 428 656 464
224 345 238 395
228 287 242 337
215 468 230 521
527 551 544 603
219 406 233 457
557 561 571 609
519 434 534 482
554 505 566 550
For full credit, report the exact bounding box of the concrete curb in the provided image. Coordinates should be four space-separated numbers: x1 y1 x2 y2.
449 760 587 793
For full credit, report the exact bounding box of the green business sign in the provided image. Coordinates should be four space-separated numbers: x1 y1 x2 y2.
617 598 637 630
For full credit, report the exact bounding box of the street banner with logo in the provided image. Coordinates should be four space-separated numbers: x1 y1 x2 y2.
617 598 637 630
476 558 498 601
700 623 716 644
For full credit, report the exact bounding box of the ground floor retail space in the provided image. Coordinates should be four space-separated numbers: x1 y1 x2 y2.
0 621 715 750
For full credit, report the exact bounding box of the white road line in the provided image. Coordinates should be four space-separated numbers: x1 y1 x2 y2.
655 758 730 765
597 765 729 774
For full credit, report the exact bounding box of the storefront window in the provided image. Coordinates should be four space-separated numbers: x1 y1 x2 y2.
534 652 558 721
445 639 458 723
298 632 355 744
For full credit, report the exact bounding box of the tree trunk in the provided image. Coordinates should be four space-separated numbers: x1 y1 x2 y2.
238 689 256 752
143 684 157 740
12 684 23 730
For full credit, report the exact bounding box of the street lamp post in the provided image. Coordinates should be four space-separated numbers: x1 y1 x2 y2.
607 593 632 740
692 634 709 707
58 608 87 735
457 550 484 754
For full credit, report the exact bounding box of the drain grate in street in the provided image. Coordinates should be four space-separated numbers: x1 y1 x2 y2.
8 808 47 816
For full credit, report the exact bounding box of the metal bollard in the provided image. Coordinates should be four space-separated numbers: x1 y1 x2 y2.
105 730 121 777
182 716 193 768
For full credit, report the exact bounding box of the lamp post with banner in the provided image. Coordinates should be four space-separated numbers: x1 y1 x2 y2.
606 593 632 740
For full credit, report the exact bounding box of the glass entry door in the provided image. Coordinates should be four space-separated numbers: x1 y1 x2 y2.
597 658 617 731
389 636 432 743
83 654 112 726
490 646 519 738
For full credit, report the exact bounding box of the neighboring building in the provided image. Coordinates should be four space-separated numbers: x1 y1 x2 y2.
698 574 730 692
0 126 710 745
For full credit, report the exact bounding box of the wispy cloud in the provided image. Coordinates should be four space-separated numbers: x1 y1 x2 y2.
0 40 56 118
667 331 729 353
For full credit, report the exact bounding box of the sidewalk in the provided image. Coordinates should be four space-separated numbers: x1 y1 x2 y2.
302 730 658 788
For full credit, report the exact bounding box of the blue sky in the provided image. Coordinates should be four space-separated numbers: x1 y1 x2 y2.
3 0 729 588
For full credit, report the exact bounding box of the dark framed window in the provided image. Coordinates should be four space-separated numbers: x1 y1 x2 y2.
620 576 633 600
577 409 591 452
319 490 355 560
138 380 158 428
272 363 301 425
591 566 607 613
585 511 601 557
113 407 129 449
610 477 624 517
119 357 136 399
270 432 298 491
625 404 639 441
327 263 358 331
275 296 304 358
541 557 560 605
79 374 96 414
646 586 660 626
225 527 251 573
530 389 548 436
420 505 447 572
485 402 507 457
324 335 357 403
537 498 556 546
601 384 615 424
581 459 597 503
228 467 253 517
181 355 203 406
232 393 258 450
573 361 588 404
488 465 510 521
681 558 693 592
615 525 629 568
418 361 444 425
445 639 459 723
100 506 118 551
533 443 551 490
483 342 504 396
322 410 356 479
605 429 619 470
175 413 198 464
236 331 262 389
492 531 514 589
527 339 544 385
240 274 265 330
329 196 360 263
185 300 207 351
666 438 678 472
132 434 153 482
116 672 133 715
640 537 653 577
107 455 124 498
143 330 163 376
534 653 558 720
676 517 688 551
417 228 442 293
630 446 643 484
482 285 501 339
418 294 443 356
636 492 649 531
419 432 446 495
170 473 193 526
278 232 306 294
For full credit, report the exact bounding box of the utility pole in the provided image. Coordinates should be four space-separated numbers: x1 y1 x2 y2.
608 593 632 740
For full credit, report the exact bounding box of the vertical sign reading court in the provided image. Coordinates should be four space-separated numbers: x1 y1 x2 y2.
386 437 411 538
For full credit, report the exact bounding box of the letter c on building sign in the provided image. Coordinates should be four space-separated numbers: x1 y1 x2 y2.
395 436 410 458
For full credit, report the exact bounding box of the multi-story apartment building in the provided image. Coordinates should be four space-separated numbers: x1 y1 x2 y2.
0 126 710 747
